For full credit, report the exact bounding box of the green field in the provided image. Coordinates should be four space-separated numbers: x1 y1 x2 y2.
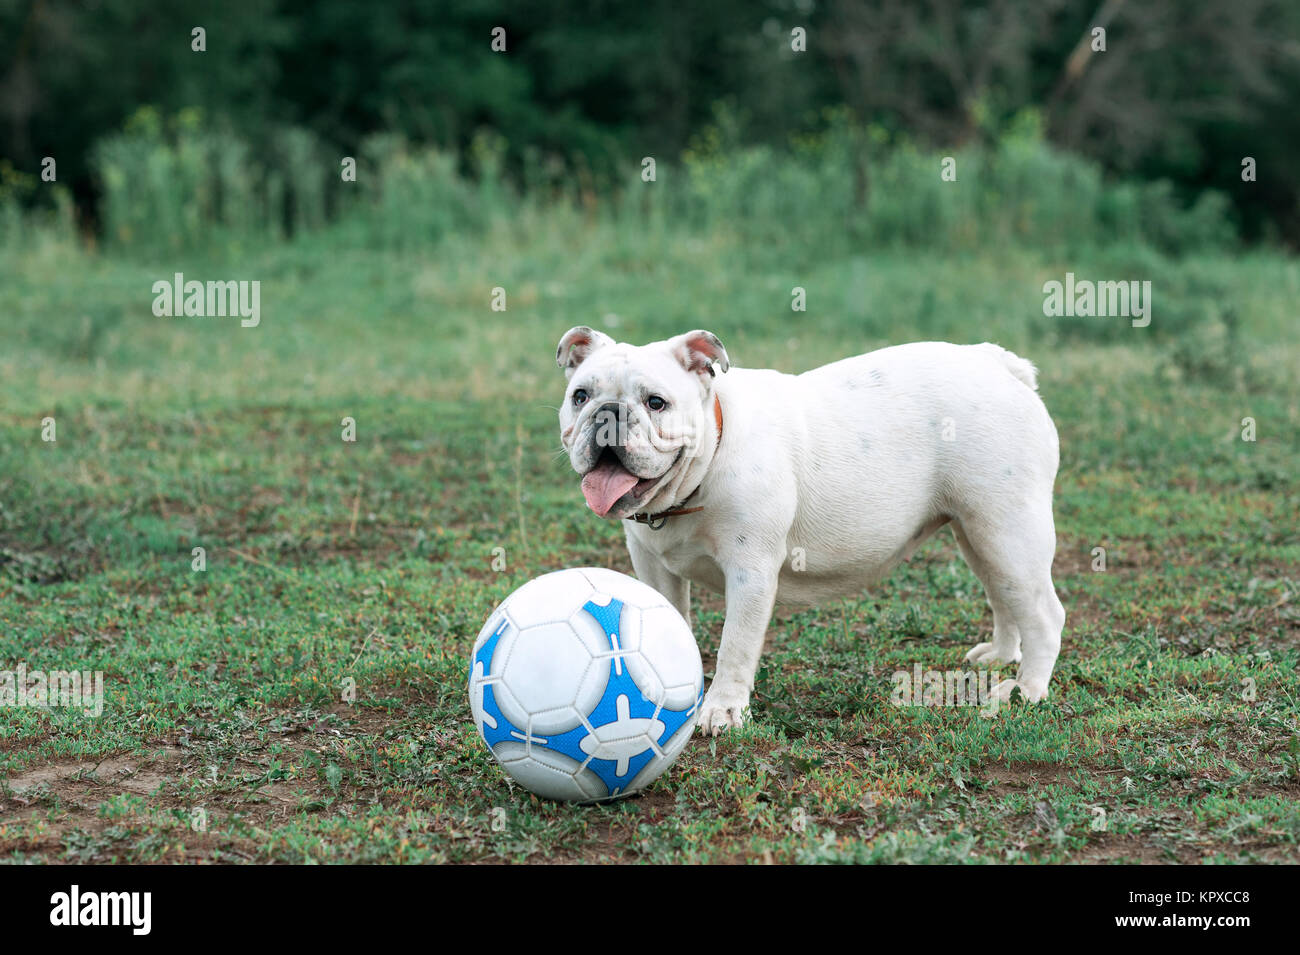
1 208 1298 863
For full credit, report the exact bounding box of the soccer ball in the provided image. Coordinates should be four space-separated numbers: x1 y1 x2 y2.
468 567 703 802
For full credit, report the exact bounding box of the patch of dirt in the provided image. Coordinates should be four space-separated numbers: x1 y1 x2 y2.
0 702 409 863
1077 832 1183 864
979 760 1080 790
0 746 211 863
2 748 182 797
1053 536 1182 579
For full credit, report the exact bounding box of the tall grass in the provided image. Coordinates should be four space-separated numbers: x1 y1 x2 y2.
84 108 1238 260
92 107 335 251
0 159 76 251
669 110 1237 258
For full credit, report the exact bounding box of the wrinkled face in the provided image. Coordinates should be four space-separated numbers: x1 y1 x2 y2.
556 328 728 520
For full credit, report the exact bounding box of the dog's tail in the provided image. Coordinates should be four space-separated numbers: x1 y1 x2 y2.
978 343 1038 391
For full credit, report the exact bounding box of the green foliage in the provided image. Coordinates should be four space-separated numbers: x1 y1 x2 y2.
92 108 329 251
3 0 1297 243
675 110 1238 260
0 161 76 250
343 133 504 249
86 107 1239 263
89 111 524 253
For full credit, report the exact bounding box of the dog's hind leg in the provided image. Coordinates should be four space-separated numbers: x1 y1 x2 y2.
952 520 1022 666
950 507 1064 702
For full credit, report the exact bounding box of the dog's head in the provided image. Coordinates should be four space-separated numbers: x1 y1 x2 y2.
555 326 729 519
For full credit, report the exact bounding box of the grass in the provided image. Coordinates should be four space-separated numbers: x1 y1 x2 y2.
1 207 1297 864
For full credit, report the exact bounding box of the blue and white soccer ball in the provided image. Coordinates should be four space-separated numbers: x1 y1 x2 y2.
468 567 703 802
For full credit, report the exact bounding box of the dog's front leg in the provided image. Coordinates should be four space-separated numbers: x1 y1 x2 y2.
698 563 780 735
626 531 691 626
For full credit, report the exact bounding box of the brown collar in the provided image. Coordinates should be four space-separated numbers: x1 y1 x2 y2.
627 394 723 530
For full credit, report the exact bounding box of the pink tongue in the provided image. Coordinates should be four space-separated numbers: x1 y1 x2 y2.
581 458 641 516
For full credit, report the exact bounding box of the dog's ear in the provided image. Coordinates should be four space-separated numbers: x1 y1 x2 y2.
556 326 614 379
668 329 730 378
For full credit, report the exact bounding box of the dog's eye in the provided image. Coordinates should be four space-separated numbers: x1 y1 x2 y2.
646 395 668 412
572 389 590 406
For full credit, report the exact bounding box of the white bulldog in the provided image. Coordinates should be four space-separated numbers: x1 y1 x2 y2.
556 327 1065 734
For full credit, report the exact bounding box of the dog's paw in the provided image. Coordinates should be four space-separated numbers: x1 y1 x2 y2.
965 641 1022 665
1015 674 1051 702
697 685 749 736
988 676 1052 703
989 678 1019 704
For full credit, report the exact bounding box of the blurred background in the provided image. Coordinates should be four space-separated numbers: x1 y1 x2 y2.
4 0 1299 252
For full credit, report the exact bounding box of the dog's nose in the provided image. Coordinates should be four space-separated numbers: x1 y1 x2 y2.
591 402 628 448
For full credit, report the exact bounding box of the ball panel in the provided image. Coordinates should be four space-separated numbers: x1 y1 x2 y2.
570 656 610 726
625 708 698 794
485 679 526 739
493 741 592 803
468 661 490 730
624 752 672 795
568 602 621 659
657 703 699 764
630 605 703 711
496 621 597 732
471 607 507 652
578 566 672 610
469 608 510 679
578 597 638 676
504 569 598 629
570 763 613 803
